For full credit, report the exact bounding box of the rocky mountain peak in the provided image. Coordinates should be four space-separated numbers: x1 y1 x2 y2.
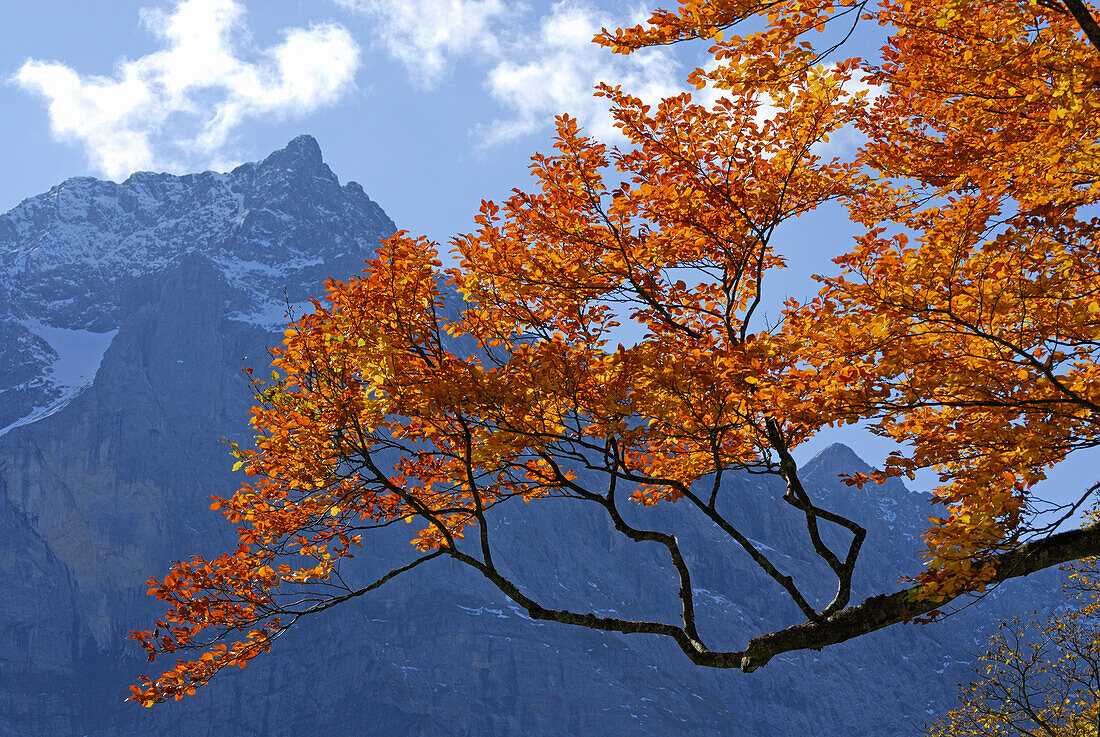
805 442 872 478
0 136 395 432
276 133 324 164
247 133 334 183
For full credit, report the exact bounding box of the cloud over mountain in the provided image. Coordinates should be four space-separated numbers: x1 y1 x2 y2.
14 0 359 180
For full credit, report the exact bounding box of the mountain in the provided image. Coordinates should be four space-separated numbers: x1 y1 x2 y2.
0 137 1061 736
0 134 391 432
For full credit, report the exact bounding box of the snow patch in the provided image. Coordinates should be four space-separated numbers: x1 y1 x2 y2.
747 537 792 559
692 587 744 614
26 320 117 388
878 497 898 528
233 191 248 225
228 299 316 331
0 320 117 437
456 604 509 618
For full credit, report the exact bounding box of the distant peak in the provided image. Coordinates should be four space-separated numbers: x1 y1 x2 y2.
284 134 322 160
812 442 861 460
804 443 872 476
256 135 326 173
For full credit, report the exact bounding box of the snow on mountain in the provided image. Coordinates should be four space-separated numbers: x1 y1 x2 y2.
0 319 117 437
0 134 396 431
0 135 393 328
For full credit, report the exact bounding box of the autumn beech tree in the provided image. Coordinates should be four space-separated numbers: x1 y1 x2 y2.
130 0 1100 705
928 558 1100 736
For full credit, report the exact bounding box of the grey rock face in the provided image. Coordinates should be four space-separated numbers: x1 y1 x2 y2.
0 134 393 432
0 138 1060 736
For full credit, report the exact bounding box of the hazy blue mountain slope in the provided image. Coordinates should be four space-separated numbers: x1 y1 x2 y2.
0 138 1061 737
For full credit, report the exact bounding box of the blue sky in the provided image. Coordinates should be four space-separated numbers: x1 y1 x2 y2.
1 0 862 347
2 0 1095 499
1 0 853 281
1 1 696 243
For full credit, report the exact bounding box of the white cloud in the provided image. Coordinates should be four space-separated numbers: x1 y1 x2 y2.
481 2 681 146
335 0 682 146
333 0 511 87
14 0 360 180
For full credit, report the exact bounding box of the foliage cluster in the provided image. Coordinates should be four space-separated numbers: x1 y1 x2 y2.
129 0 1100 706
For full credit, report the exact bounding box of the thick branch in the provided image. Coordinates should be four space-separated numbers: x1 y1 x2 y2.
1061 0 1100 55
446 547 709 661
739 521 1100 671
601 451 824 622
764 417 867 617
560 459 705 647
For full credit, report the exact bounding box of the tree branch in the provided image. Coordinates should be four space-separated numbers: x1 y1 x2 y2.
738 521 1100 671
764 417 867 618
1060 0 1100 55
